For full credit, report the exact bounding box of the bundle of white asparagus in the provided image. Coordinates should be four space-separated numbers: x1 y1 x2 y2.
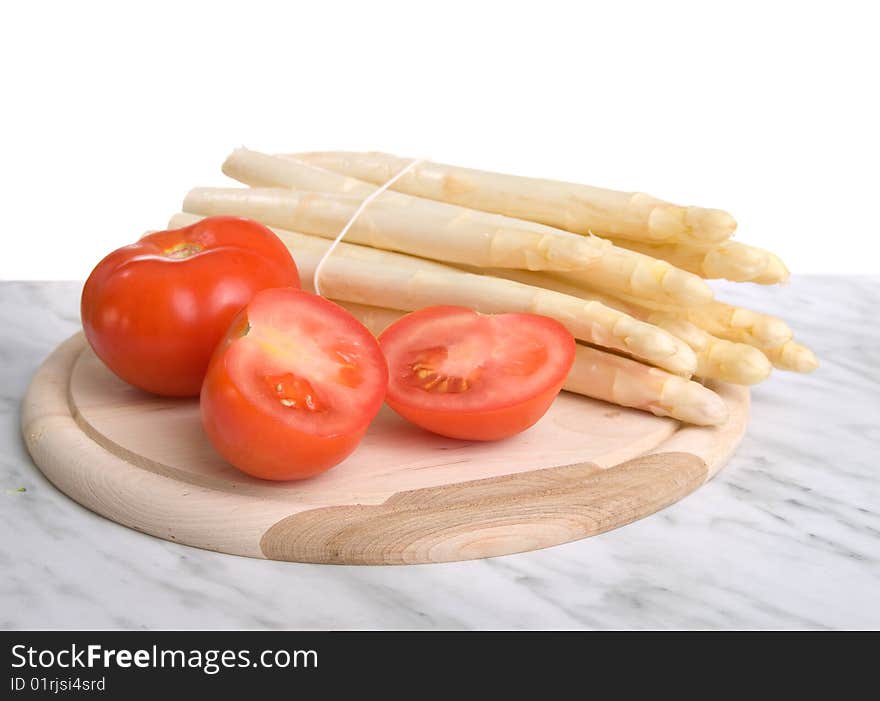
176 147 818 426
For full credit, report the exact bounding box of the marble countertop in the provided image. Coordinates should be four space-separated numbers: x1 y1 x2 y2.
1 277 877 630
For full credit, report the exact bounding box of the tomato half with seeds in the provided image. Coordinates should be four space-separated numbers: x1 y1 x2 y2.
81 216 299 397
200 288 388 480
378 306 575 441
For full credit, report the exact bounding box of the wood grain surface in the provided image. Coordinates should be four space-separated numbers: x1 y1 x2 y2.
22 333 750 564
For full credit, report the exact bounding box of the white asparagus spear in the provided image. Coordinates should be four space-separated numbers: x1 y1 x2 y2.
604 290 792 350
330 300 728 427
596 243 789 287
220 148 715 306
563 346 728 425
225 147 376 196
467 266 771 385
171 213 696 376
289 150 737 246
672 301 793 350
186 186 605 272
607 238 789 284
567 280 795 351
640 314 771 385
762 341 819 373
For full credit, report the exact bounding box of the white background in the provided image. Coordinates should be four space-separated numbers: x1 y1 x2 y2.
2 0 878 280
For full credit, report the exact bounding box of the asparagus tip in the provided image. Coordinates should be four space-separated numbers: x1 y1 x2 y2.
754 317 794 348
661 269 715 307
738 345 774 385
753 252 791 285
694 208 738 240
662 379 729 426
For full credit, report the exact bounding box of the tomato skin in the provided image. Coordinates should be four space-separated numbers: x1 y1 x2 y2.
379 306 575 441
200 289 389 481
81 216 299 397
386 380 565 442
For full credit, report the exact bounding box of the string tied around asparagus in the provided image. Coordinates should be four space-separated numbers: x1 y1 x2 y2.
312 157 425 297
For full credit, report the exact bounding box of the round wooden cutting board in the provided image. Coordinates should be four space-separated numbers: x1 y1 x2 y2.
22 334 749 565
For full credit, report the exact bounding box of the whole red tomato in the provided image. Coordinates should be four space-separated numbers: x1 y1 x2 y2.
81 216 299 396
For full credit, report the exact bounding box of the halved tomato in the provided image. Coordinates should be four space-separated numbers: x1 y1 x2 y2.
378 306 575 441
200 288 388 480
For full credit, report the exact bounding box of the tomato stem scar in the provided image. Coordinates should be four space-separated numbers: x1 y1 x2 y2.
164 242 203 259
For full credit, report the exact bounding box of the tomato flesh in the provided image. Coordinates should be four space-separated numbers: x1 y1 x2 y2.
379 306 575 441
81 216 300 396
201 288 388 480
